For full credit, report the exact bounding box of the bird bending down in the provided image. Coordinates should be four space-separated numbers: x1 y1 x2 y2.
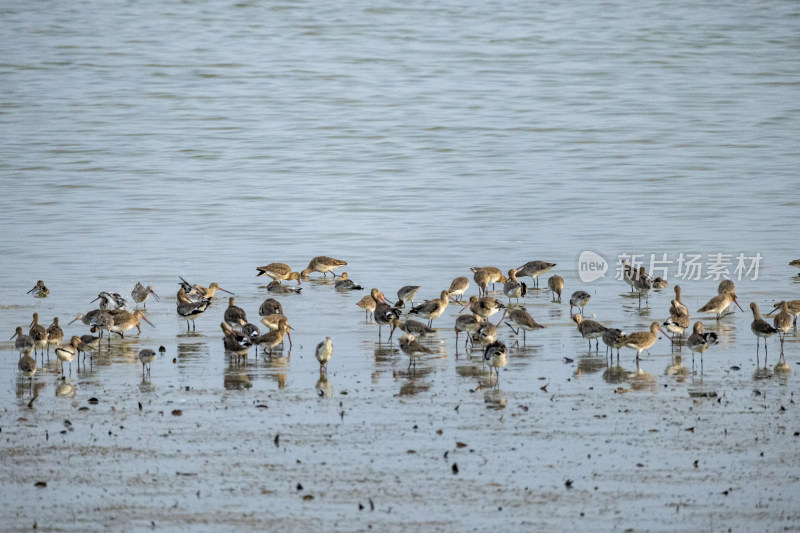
256 263 302 284
300 256 347 278
572 314 607 351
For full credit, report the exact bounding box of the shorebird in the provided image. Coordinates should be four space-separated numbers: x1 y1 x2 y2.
267 280 302 294
11 326 34 354
464 295 505 322
241 323 261 344
569 290 591 315
256 263 302 284
177 288 210 331
670 285 689 317
69 309 104 328
89 311 115 340
602 328 626 359
698 291 743 320
791 259 800 277
371 288 399 338
27 280 49 297
634 267 653 306
652 277 668 289
448 277 470 301
223 297 247 327
503 268 527 303
178 277 234 299
483 340 508 385
356 294 376 321
315 337 333 375
92 291 128 310
108 309 153 339
470 267 506 293
139 349 156 377
388 317 435 340
334 272 363 292
300 256 347 278
409 290 451 327
621 261 636 292
516 260 556 288
55 336 84 376
79 333 100 363
131 282 160 308
504 308 544 343
28 313 48 356
663 298 690 344
222 322 252 361
473 269 491 297
768 299 800 327
572 314 607 351
395 285 420 308
750 302 778 356
47 317 64 355
622 322 667 360
256 320 290 356
476 322 499 347
259 298 284 316
18 350 36 384
772 301 792 353
686 321 718 368
547 275 564 302
259 314 293 348
398 334 432 372
454 314 482 350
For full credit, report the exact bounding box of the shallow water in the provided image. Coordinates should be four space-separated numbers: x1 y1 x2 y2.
2 0 800 530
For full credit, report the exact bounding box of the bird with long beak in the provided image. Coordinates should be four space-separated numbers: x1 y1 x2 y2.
256 263 302 284
371 288 400 338
27 280 49 297
107 309 154 339
179 276 234 299
55 336 86 376
767 299 800 327
698 291 743 319
91 291 128 310
131 282 160 308
260 314 293 348
622 322 668 360
750 302 777 357
11 326 34 353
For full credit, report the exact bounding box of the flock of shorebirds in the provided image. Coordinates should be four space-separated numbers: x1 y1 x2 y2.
10 256 800 389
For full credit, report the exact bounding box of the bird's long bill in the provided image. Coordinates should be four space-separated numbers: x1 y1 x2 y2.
150 289 160 301
458 305 469 314
28 318 34 327
140 315 155 327
68 316 81 325
733 299 744 312
26 286 37 294
657 326 669 337
499 310 508 323
10 331 18 339
90 296 100 304
218 287 234 295
766 304 778 315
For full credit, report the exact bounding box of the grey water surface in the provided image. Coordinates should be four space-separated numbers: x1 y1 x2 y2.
1 1 799 531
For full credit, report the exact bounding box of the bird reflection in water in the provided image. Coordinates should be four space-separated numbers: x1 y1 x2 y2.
223 368 253 390
316 375 333 398
484 389 507 410
55 381 76 397
138 378 156 393
602 363 628 386
665 355 690 382
627 362 658 392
